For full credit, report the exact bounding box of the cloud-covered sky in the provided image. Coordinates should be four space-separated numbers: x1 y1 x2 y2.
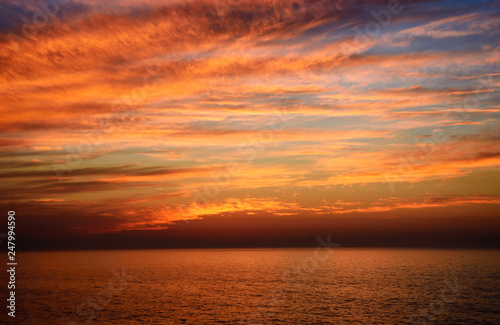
1 0 499 248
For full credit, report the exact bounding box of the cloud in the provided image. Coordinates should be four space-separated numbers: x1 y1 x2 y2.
0 0 499 243
397 12 500 39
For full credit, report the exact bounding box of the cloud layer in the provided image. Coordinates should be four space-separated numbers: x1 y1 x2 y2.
1 0 499 247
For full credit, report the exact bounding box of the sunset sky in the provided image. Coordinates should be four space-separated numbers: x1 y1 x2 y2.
1 0 499 248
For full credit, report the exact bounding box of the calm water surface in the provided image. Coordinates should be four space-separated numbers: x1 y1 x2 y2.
12 249 500 324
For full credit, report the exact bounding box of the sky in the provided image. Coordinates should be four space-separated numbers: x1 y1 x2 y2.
1 0 499 249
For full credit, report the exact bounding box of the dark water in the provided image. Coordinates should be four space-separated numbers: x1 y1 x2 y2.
8 249 500 324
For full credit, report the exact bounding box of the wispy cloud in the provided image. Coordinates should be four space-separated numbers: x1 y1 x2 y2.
0 0 499 242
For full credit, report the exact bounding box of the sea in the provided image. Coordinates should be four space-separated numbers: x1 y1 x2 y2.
6 249 500 324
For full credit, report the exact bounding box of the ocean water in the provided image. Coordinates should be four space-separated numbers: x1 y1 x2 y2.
9 249 500 324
